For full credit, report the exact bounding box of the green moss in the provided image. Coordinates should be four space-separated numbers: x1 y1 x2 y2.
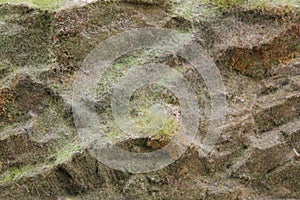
96 49 160 97
0 0 60 10
172 0 219 22
159 117 179 138
107 114 180 141
53 141 83 163
171 0 299 22
0 139 83 184
0 164 34 183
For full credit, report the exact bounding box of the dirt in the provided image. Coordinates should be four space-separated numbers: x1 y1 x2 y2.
0 0 299 199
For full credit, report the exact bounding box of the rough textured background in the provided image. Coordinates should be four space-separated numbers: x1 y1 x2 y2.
0 0 299 199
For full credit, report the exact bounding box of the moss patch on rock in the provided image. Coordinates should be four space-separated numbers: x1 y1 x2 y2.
0 0 61 10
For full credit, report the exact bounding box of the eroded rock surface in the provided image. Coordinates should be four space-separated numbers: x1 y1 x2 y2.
0 0 299 199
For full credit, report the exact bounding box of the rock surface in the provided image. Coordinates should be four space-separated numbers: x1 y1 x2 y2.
0 0 299 199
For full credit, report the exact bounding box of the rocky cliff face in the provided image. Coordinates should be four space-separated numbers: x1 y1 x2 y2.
0 0 299 199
